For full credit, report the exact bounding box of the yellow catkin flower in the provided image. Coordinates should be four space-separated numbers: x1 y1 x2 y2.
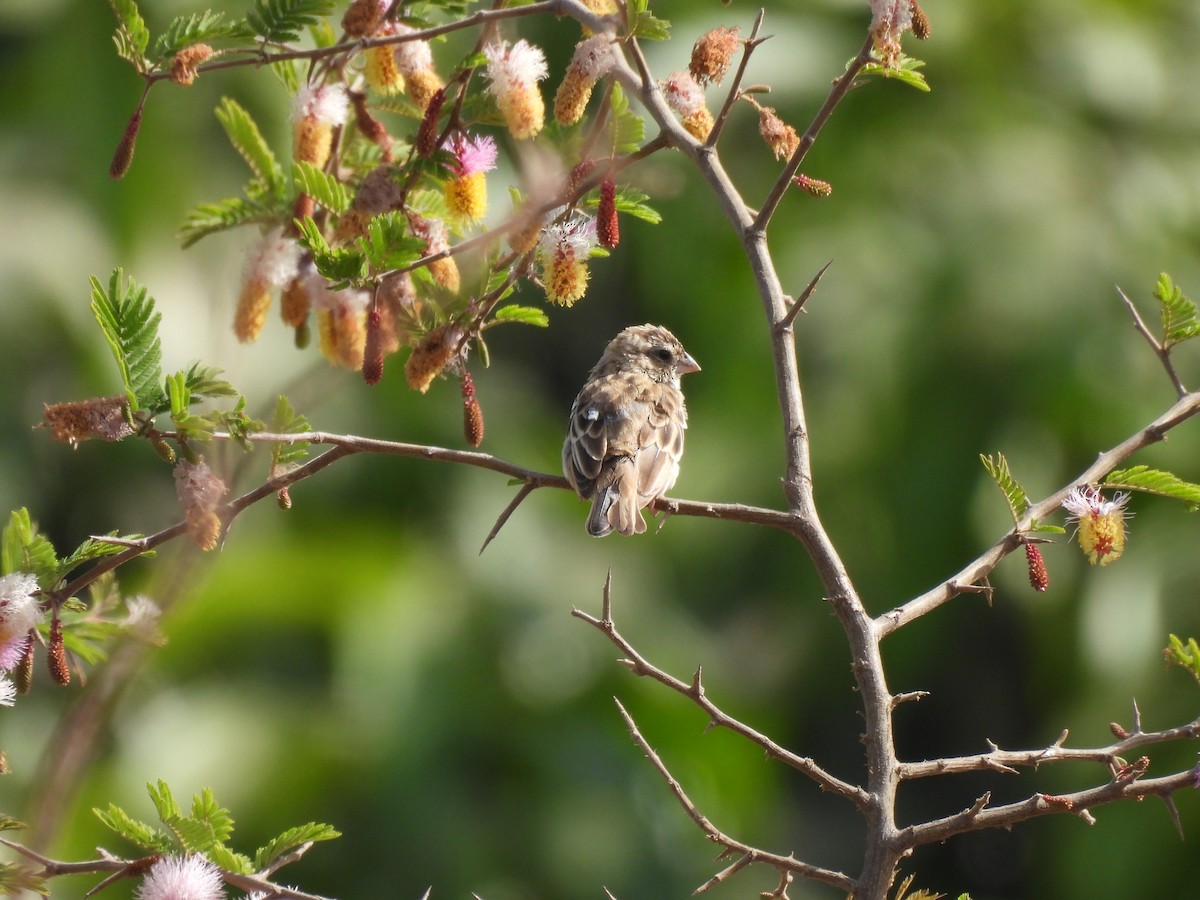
446 171 488 222
292 84 349 168
316 304 366 370
234 228 300 342
364 46 405 95
539 215 598 307
682 108 715 142
406 69 445 115
554 35 616 127
174 460 228 552
1062 486 1131 566
484 40 549 140
405 324 463 393
430 257 460 294
234 277 271 342
280 274 311 327
443 132 497 222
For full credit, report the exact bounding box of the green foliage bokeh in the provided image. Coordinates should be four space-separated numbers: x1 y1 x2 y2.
3 1 1200 898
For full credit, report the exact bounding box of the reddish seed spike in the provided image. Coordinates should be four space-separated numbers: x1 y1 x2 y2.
109 107 142 179
15 634 35 694
48 615 70 686
597 175 619 249
462 371 484 447
1026 544 1049 592
363 307 385 386
415 88 447 157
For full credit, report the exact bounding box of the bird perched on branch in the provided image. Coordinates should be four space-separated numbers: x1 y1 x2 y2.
563 324 700 536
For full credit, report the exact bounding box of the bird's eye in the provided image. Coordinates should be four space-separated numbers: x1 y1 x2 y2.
653 347 673 363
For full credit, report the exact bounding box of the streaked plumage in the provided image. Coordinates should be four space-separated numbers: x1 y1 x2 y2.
563 324 699 536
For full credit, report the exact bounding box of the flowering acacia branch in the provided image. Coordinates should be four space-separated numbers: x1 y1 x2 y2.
879 389 1200 636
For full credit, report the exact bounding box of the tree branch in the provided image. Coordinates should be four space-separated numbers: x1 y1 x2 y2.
612 698 857 895
572 576 869 809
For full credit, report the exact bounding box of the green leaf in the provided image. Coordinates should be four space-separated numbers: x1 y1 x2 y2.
89 269 166 412
153 10 248 59
1154 272 1200 348
253 822 341 872
1103 466 1200 509
216 97 285 192
608 83 645 155
979 453 1030 522
184 362 240 402
0 862 48 897
2 509 59 587
268 395 311 469
857 55 930 92
246 0 335 43
293 161 352 214
1165 634 1200 687
148 780 183 823
613 186 660 224
57 533 141 580
361 211 426 272
625 0 670 41
109 0 150 68
179 195 278 248
296 216 368 283
0 815 26 832
208 843 255 875
492 305 549 328
93 803 175 853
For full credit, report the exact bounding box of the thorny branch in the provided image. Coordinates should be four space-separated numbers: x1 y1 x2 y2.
613 697 857 896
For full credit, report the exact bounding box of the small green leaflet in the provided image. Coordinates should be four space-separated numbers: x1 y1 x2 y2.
1103 466 1200 509
625 0 670 41
90 269 167 413
856 55 930 92
93 803 175 854
293 161 352 214
492 305 549 328
254 822 341 871
216 98 285 194
0 862 48 897
980 453 1029 522
153 10 248 59
109 0 150 68
268 394 311 470
1 509 58 586
1154 272 1200 348
246 0 335 44
613 187 660 224
95 782 337 878
1165 634 1200 687
179 195 278 248
296 215 368 284
362 211 426 272
608 84 645 155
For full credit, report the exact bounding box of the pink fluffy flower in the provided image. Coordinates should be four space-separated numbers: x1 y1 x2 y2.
0 573 41 672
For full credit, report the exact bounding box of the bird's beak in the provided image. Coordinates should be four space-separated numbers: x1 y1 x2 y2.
678 352 701 375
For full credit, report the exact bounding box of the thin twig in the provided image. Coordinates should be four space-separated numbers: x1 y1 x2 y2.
479 482 536 554
753 35 875 233
573 579 868 808
1116 284 1186 396
706 10 770 147
612 698 856 894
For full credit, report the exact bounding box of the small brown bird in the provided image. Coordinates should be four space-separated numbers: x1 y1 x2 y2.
563 324 700 536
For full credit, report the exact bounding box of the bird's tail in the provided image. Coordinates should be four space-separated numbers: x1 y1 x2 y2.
586 459 646 537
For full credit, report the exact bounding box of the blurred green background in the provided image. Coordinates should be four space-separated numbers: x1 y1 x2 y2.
3 0 1200 897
